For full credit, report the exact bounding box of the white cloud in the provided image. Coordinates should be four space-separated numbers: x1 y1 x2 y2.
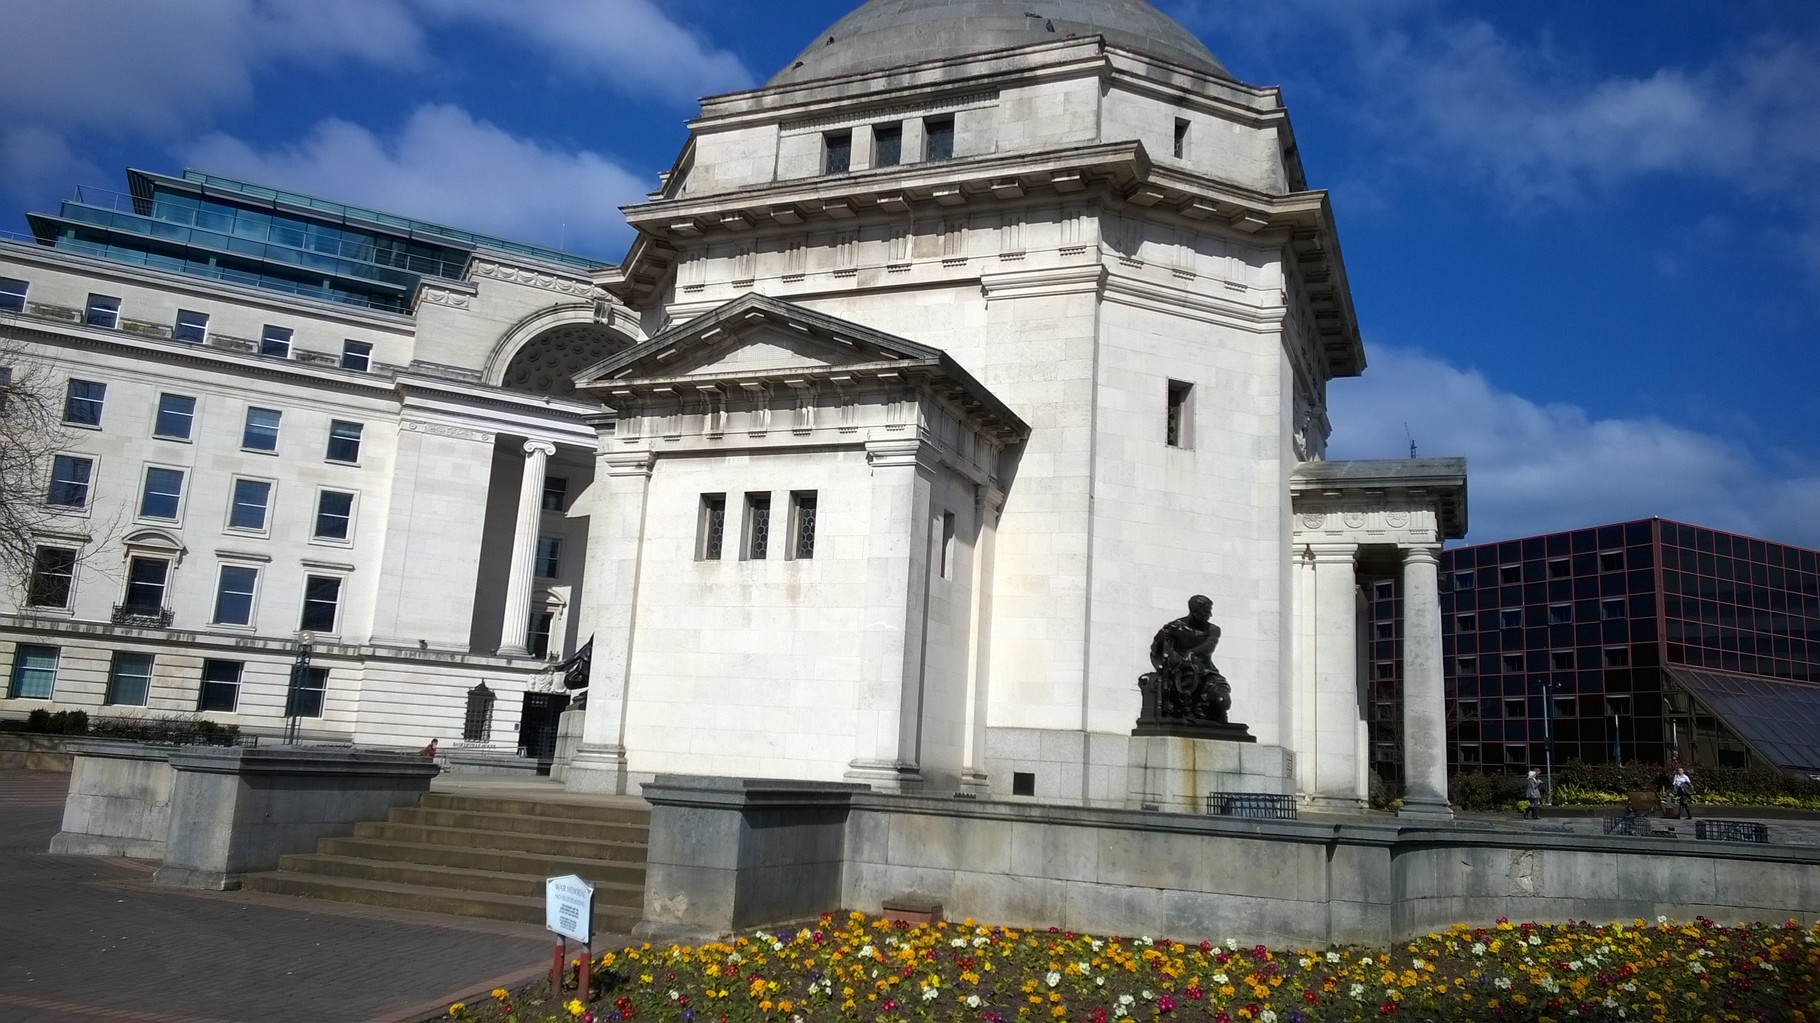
415 0 755 102
184 104 644 258
1326 346 1820 549
0 127 105 211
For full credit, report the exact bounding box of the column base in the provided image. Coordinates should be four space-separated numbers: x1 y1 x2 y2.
1396 796 1455 821
564 743 629 795
495 644 532 657
1303 794 1368 814
844 759 923 792
956 768 990 797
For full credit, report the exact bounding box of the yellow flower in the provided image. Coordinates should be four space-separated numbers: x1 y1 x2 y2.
491 988 509 1000
448 1003 465 1016
566 999 586 1017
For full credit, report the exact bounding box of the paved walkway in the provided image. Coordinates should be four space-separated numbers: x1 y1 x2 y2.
0 770 559 1023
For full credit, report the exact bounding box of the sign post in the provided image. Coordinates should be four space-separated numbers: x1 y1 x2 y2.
545 874 594 992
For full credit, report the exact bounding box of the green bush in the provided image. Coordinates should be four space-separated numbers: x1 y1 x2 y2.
1458 760 1820 811
1448 771 1526 811
22 708 88 735
86 714 240 742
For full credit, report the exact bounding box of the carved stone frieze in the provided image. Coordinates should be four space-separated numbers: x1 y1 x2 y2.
421 287 471 309
473 259 604 299
1292 501 1441 545
401 420 493 443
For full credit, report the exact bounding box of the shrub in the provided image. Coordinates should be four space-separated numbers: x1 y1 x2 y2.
21 708 88 734
1447 771 1525 811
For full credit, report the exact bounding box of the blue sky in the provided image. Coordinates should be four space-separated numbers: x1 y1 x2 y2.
4 0 1818 549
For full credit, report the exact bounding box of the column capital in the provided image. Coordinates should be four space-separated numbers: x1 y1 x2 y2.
601 451 656 478
866 436 936 475
1306 542 1357 565
522 439 558 458
1402 545 1443 567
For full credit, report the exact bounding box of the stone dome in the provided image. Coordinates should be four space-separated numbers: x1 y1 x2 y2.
768 0 1228 86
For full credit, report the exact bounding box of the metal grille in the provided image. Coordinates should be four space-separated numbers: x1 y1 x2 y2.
794 495 817 559
1204 792 1296 819
462 682 495 743
703 497 725 560
747 494 771 559
1694 819 1769 843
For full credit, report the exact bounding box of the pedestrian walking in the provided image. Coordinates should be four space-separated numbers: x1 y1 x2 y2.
1525 768 1542 819
1672 767 1695 819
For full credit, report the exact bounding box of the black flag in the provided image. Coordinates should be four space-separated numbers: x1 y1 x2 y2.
558 637 593 690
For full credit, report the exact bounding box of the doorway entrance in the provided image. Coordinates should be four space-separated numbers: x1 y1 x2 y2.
518 691 570 774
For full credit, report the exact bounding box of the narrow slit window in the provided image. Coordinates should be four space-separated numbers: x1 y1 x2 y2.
1165 379 1193 448
698 493 726 560
744 492 772 560
924 116 954 161
940 511 956 579
823 131 852 174
1173 117 1189 159
790 491 817 559
874 123 903 167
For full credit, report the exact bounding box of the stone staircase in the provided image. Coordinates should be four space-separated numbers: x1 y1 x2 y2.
243 791 648 933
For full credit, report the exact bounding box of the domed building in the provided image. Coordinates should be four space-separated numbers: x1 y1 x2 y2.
564 0 1467 817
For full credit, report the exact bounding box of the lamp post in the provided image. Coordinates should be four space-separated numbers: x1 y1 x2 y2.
1535 678 1559 805
284 632 313 744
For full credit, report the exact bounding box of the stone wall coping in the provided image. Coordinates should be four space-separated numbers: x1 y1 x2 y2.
63 738 176 762
644 775 870 810
164 746 439 779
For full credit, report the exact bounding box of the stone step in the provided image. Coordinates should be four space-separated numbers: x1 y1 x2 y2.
242 871 641 933
313 836 646 882
272 853 644 906
350 821 647 862
419 792 650 826
389 806 647 843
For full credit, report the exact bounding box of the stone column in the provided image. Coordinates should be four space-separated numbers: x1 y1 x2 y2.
845 437 935 791
1398 545 1453 819
1307 543 1363 811
497 440 556 656
566 449 654 795
958 484 1003 795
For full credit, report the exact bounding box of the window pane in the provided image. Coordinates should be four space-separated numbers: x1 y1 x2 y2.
824 131 852 174
874 124 902 167
140 467 184 519
924 116 954 161
28 547 77 608
106 652 154 706
173 310 208 343
314 490 353 539
326 420 362 462
229 479 271 530
260 325 292 358
340 339 371 372
699 494 725 561
154 394 196 439
792 492 817 559
8 644 60 699
242 407 280 451
541 476 568 512
84 294 120 328
198 659 241 712
48 455 93 507
0 277 25 313
300 575 341 631
124 556 169 611
287 666 327 718
535 536 561 578
63 379 105 426
213 566 258 625
745 493 771 560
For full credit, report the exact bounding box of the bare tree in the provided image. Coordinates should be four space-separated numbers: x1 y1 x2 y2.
0 332 69 585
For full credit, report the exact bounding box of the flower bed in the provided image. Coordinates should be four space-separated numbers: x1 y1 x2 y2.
447 912 1820 1022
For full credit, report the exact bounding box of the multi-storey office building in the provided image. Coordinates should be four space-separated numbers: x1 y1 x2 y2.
1367 519 1820 785
0 168 634 757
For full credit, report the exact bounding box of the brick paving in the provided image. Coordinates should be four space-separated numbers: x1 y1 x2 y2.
0 770 558 1023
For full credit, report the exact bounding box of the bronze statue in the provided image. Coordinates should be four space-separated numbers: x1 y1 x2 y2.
1138 594 1233 727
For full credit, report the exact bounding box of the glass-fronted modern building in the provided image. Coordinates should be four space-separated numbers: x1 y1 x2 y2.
1368 519 1820 784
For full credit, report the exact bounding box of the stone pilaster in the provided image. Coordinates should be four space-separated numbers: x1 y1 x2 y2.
497 440 556 656
1398 545 1452 819
1306 542 1364 811
566 449 655 795
844 437 935 791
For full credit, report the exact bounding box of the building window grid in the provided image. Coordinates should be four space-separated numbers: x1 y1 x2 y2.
27 547 78 608
299 575 342 633
8 644 60 699
924 116 954 161
63 379 105 426
534 536 562 578
340 339 372 372
313 490 354 541
325 420 362 462
139 466 185 521
106 652 155 706
213 565 258 626
84 294 120 329
823 131 852 174
290 667 327 718
541 476 568 512
48 454 93 508
123 556 170 613
198 659 241 712
0 277 25 312
154 394 196 439
173 310 208 343
874 123 903 167
228 478 272 531
260 325 292 358
242 407 281 452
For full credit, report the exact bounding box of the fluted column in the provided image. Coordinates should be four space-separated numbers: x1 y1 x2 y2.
497 440 556 656
1398 545 1453 819
1307 543 1364 811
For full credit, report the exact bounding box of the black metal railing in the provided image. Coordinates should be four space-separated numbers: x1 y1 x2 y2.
1205 792 1297 819
112 604 173 628
1694 819 1769 843
1604 814 1680 838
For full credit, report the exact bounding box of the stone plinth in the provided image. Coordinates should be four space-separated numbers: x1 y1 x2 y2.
1126 735 1290 814
150 746 438 890
51 740 176 858
548 708 586 783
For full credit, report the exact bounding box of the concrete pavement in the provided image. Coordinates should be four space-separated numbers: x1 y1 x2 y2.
0 770 556 1023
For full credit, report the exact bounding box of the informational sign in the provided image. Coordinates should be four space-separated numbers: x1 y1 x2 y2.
545 874 594 944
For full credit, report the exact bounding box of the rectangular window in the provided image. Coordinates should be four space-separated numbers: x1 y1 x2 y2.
173 310 208 343
1499 565 1521 584
823 131 852 174
198 659 241 712
744 492 772 560
47 454 93 508
124 556 169 613
313 490 354 541
1165 379 1192 447
0 277 25 313
1173 117 1189 159
1505 744 1529 764
340 339 372 372
789 491 817 559
541 476 568 512
535 536 562 578
698 493 726 560
1551 650 1574 670
1603 647 1631 668
1599 550 1624 572
1501 653 1523 673
1456 612 1477 631
84 293 120 329
1456 656 1477 675
228 478 272 531
325 420 362 462
300 575 342 632
1453 570 1473 588
139 467 185 520
940 511 956 579
1601 598 1626 621
287 666 327 718
1499 608 1522 629
260 325 292 358
63 379 105 426
154 394 196 439
27 547 77 608
527 613 554 660
1548 604 1572 625
1548 557 1570 578
242 407 280 452
106 652 154 707
213 565 258 626
8 644 60 699
874 123 903 167
924 115 954 161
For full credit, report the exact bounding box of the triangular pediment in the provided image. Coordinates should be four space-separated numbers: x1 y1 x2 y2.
576 292 942 386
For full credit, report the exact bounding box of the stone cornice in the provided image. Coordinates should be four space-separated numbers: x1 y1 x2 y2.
1291 458 1469 540
1100 271 1282 333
